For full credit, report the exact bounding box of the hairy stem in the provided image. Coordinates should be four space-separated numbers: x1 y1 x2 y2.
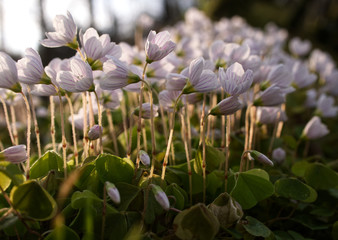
94 91 103 154
27 88 41 158
50 96 56 151
65 94 78 166
21 92 31 178
0 96 15 145
106 109 119 155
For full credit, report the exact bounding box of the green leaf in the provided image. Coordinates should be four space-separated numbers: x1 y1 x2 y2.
44 224 80 240
332 221 338 240
275 178 317 202
194 144 225 175
0 162 25 190
106 213 128 240
71 190 118 214
291 161 311 177
174 203 220 240
30 150 64 179
282 135 297 149
206 170 224 196
165 183 187 210
10 180 57 221
95 154 134 184
207 193 243 228
243 216 272 238
304 163 338 190
230 169 274 209
0 213 19 231
115 182 141 211
287 230 305 240
144 188 165 224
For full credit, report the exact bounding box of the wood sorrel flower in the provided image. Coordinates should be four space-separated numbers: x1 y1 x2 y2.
150 184 170 211
105 181 120 204
272 148 286 164
248 150 274 166
302 116 329 140
0 145 27 164
133 103 159 119
159 90 183 112
209 96 242 116
289 37 311 57
145 30 176 63
57 58 94 92
254 85 285 106
181 57 219 94
0 52 22 92
138 150 150 166
17 48 50 85
315 94 338 118
100 57 142 91
88 124 103 140
219 62 253 96
80 28 121 67
40 11 78 49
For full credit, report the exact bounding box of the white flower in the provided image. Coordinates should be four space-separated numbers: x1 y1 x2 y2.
302 116 329 140
209 96 242 116
316 94 338 118
80 27 121 63
100 57 141 91
138 150 150 166
219 62 253 96
150 184 169 211
41 11 78 48
248 150 274 166
105 181 120 205
0 145 27 164
57 58 94 92
289 37 311 57
17 48 50 85
292 61 316 88
145 30 176 63
88 124 103 140
256 107 287 125
133 103 159 119
182 57 219 94
254 85 285 106
159 90 182 112
0 52 22 92
272 148 286 164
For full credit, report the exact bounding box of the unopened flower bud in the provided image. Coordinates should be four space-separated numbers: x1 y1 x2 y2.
150 184 170 211
248 150 274 166
138 150 150 166
88 124 103 140
272 148 286 164
0 145 27 164
105 181 120 204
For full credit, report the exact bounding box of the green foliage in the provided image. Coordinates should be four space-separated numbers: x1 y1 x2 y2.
30 150 64 179
275 178 317 202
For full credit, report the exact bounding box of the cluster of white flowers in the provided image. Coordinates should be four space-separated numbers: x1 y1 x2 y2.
0 8 335 164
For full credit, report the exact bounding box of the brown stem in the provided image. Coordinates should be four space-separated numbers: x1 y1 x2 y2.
94 91 103 154
65 94 78 166
49 96 56 151
0 96 15 145
82 93 88 159
225 115 231 192
200 94 207 203
21 92 31 178
10 105 18 145
106 109 119 155
148 90 157 179
27 88 41 158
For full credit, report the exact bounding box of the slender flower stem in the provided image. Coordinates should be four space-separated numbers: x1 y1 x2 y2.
0 96 15 145
101 185 107 240
221 90 226 153
225 115 231 192
87 92 95 154
57 92 67 179
82 93 89 159
200 94 207 203
27 89 41 158
148 90 157 179
10 105 18 145
128 114 133 158
248 106 257 150
20 92 31 178
142 120 148 152
136 63 148 170
186 102 192 159
159 104 168 143
65 94 78 166
161 92 183 180
180 112 192 206
94 91 103 154
106 109 119 155
50 96 56 151
276 103 286 138
121 97 129 157
268 106 281 155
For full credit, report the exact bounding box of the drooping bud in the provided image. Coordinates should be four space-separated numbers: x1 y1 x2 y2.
138 150 150 166
105 181 120 205
0 145 27 164
272 148 286 164
247 150 274 166
88 124 103 140
150 184 170 211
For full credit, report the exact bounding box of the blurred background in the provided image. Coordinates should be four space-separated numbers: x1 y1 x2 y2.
0 0 337 62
